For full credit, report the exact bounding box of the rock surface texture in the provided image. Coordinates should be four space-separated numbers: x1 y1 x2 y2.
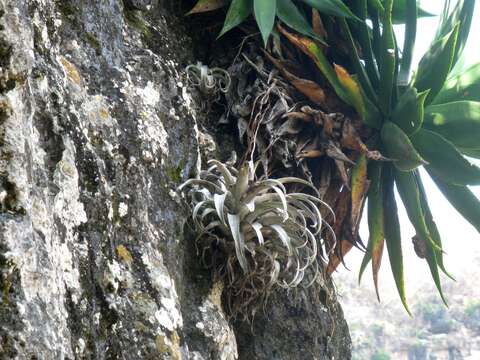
0 0 351 359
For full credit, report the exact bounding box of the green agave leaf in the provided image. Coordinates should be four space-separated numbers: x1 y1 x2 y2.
434 0 475 67
434 63 480 104
396 170 446 306
300 0 360 20
338 17 377 102
367 0 384 13
187 0 226 15
381 121 427 171
428 169 480 233
391 87 429 135
424 234 448 306
218 0 253 38
398 0 417 85
424 101 480 150
378 0 396 114
461 148 480 159
382 164 411 315
392 0 434 24
411 128 480 185
394 169 439 253
416 172 454 280
254 0 277 46
414 24 459 105
351 0 380 89
276 0 326 44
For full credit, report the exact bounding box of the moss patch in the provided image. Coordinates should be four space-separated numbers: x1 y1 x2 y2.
123 9 153 39
82 33 101 54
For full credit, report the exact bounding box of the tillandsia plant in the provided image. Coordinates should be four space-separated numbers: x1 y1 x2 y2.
187 0 480 313
179 159 334 318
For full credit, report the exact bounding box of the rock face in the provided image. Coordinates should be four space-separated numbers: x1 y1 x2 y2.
0 0 351 359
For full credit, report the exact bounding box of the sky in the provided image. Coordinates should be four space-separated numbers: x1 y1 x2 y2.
336 1 480 307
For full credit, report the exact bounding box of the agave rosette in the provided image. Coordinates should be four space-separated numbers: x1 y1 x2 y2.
188 0 480 312
179 159 333 316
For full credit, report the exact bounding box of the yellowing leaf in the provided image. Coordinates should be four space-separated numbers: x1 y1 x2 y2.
334 64 366 119
278 25 349 102
350 154 369 233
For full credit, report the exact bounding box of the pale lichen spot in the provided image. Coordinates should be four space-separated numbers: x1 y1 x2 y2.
136 81 160 107
59 56 82 85
98 108 109 120
208 280 224 309
116 245 133 265
118 202 128 217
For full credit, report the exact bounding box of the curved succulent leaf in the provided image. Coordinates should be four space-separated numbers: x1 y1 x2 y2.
218 0 253 38
214 193 228 225
414 24 459 105
378 0 396 114
424 101 480 150
382 165 411 315
208 159 237 186
391 0 435 24
434 0 475 66
398 0 417 84
411 129 480 185
254 0 277 46
391 87 429 135
428 169 480 233
227 213 249 273
394 168 447 304
462 148 480 159
187 0 226 15
394 169 439 252
300 0 359 20
381 121 427 171
416 172 454 280
434 63 480 104
276 0 325 44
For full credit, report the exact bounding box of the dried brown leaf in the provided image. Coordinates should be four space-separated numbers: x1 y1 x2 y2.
325 142 355 165
282 111 313 123
311 9 327 39
265 52 326 104
327 241 353 275
334 159 350 188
